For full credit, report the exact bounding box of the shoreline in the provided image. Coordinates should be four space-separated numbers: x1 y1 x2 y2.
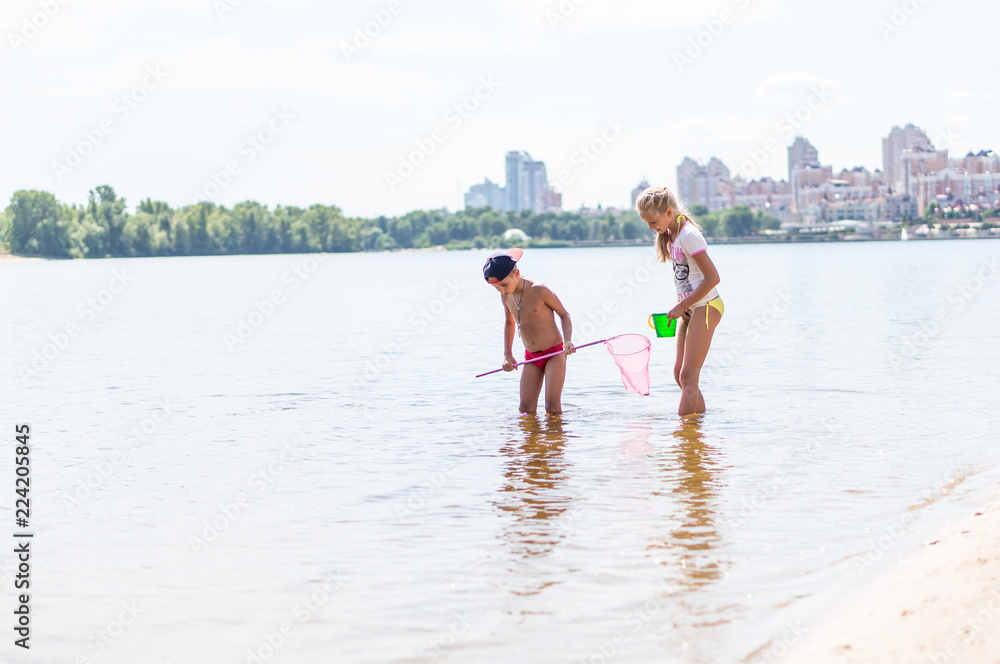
0 252 46 261
782 481 1000 664
2 232 997 262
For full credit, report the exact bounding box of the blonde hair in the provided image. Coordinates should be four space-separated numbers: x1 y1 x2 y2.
635 186 701 263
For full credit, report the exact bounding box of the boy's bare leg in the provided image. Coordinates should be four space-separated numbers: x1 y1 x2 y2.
542 353 567 414
519 363 544 415
677 306 721 416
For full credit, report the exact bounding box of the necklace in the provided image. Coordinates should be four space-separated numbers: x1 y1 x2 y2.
514 279 525 334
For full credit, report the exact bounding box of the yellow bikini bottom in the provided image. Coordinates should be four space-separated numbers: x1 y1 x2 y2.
690 296 724 329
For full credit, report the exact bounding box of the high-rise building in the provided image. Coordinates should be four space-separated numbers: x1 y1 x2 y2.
787 137 819 181
882 124 933 191
900 145 949 194
464 178 506 210
521 158 549 214
631 178 650 208
677 157 730 211
504 151 560 213
791 162 834 212
465 151 560 213
505 151 529 212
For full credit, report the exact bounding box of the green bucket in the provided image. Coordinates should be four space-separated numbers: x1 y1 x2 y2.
648 313 677 338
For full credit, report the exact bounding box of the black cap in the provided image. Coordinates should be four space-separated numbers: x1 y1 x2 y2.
483 248 523 283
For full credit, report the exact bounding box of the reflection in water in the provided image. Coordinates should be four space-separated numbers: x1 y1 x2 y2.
650 415 726 591
495 415 573 562
620 423 655 461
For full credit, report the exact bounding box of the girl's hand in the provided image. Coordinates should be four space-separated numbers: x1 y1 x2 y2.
564 341 576 356
668 302 690 320
502 355 517 372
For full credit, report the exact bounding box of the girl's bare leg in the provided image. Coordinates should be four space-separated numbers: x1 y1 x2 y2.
519 363 545 415
542 354 567 415
678 306 722 416
674 316 688 388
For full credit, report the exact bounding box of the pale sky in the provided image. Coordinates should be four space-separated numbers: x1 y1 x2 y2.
2 0 997 218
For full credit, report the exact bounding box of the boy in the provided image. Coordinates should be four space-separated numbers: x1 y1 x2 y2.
483 248 575 415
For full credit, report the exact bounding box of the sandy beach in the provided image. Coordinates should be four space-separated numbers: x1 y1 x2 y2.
781 482 1000 664
0 252 44 261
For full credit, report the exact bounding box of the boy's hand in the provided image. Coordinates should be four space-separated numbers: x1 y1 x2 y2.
502 355 517 372
564 342 576 355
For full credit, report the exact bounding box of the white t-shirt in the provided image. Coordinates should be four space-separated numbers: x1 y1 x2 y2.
669 223 719 308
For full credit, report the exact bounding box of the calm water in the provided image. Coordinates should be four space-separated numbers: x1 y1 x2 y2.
2 240 999 663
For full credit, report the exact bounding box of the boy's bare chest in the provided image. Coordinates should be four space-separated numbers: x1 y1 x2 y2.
505 290 547 322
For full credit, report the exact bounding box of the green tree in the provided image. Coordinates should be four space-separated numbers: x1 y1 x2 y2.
122 212 169 256
87 185 127 255
699 213 720 237
721 206 756 237
6 190 68 255
364 227 384 251
388 218 414 247
478 209 508 238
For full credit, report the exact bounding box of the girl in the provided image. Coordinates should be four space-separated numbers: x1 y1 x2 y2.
636 187 723 416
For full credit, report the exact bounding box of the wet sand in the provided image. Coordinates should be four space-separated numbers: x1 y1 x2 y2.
785 482 1000 664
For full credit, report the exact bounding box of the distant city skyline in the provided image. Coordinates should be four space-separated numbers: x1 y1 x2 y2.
674 123 999 227
2 0 998 218
464 150 561 213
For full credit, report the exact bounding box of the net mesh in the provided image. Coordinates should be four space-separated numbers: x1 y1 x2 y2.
603 334 651 396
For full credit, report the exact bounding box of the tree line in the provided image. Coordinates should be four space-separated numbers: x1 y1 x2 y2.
0 187 781 258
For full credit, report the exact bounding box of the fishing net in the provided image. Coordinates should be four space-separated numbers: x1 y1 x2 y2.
603 334 651 396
